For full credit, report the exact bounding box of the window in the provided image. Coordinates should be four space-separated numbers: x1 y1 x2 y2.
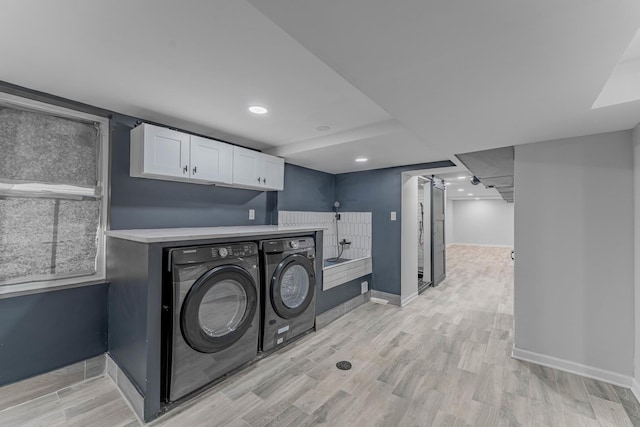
0 93 109 295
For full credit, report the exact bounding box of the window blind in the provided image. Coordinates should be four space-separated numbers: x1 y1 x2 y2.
0 105 102 285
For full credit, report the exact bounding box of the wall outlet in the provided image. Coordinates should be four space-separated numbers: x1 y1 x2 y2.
361 281 369 294
249 209 255 220
390 211 397 221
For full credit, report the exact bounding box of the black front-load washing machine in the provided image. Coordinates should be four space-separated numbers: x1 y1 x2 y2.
260 236 316 352
163 242 260 402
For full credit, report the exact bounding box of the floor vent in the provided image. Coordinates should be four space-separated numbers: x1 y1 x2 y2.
336 361 352 370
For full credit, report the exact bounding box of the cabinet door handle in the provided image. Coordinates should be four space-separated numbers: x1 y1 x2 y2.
183 165 188 174
193 166 197 174
262 177 266 184
257 177 261 183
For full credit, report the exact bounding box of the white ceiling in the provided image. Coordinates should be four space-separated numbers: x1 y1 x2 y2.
2 1 640 174
593 28 640 109
436 173 502 201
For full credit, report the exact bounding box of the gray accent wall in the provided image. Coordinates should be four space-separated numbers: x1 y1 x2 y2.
0 284 108 386
278 163 335 212
514 131 634 377
335 161 454 295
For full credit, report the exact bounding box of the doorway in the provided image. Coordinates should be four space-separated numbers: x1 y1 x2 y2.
400 167 460 305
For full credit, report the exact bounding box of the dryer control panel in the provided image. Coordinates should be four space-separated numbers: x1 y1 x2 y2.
171 243 258 266
261 237 315 254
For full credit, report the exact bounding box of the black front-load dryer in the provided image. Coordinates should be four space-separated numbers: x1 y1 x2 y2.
260 236 316 352
164 242 259 402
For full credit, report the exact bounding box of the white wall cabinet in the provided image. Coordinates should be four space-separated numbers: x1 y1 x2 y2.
130 123 283 191
189 135 232 183
131 124 232 184
232 146 284 191
131 124 191 180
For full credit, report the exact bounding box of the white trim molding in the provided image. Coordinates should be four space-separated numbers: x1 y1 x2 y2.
512 347 632 388
448 243 513 248
631 378 640 404
401 291 419 307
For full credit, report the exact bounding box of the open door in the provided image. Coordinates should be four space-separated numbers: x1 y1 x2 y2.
431 178 446 286
418 178 432 293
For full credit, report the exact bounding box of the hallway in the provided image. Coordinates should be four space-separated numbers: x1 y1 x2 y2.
2 245 638 426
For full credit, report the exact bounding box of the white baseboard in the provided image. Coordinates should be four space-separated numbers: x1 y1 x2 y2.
401 291 418 307
449 243 513 248
631 378 640 403
512 347 632 388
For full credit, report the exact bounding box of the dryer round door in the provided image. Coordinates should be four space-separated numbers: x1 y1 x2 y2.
271 254 316 319
181 265 257 353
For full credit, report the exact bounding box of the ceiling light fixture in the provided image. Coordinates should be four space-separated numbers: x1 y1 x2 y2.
457 188 464 192
475 197 480 200
457 176 466 180
445 182 451 186
248 105 268 115
355 157 368 162
467 193 473 196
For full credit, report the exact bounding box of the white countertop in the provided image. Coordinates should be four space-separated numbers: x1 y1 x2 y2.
105 225 325 243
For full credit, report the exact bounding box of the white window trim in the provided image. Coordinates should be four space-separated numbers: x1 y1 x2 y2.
0 92 109 297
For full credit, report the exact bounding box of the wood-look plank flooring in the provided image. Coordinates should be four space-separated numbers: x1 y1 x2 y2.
2 245 639 426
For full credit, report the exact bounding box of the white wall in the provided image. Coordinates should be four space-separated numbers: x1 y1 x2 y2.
450 199 514 247
514 130 634 378
445 199 454 246
401 174 419 304
633 124 640 386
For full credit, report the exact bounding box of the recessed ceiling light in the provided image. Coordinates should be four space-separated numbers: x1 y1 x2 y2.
248 105 268 115
355 157 368 162
457 188 464 192
316 125 330 131
457 176 466 180
475 197 480 200
445 182 451 186
467 193 473 196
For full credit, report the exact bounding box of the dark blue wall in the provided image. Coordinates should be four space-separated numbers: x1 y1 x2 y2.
335 161 453 295
0 284 108 386
317 275 371 314
110 114 277 230
278 164 335 212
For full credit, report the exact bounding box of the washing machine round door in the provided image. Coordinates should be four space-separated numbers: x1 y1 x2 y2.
181 265 257 353
271 254 315 319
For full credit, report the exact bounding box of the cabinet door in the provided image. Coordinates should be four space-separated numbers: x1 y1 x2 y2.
261 155 284 191
190 135 232 183
142 125 190 179
232 146 262 187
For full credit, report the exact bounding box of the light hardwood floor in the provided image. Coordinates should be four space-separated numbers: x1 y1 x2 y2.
2 245 639 426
